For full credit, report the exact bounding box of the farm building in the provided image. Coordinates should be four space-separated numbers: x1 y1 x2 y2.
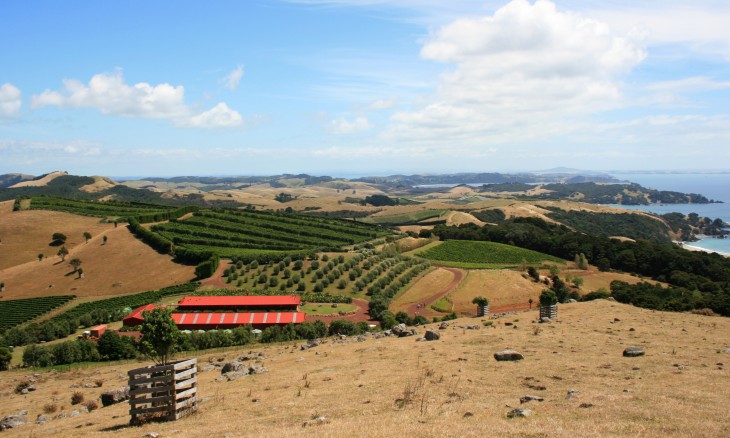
123 296 306 331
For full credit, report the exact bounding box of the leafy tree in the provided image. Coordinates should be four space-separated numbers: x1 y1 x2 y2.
69 258 82 272
98 331 138 361
37 253 43 262
540 290 558 307
0 346 11 371
57 246 69 261
139 307 181 365
83 232 91 243
102 235 108 245
51 232 67 245
77 267 84 279
472 296 489 306
527 266 540 282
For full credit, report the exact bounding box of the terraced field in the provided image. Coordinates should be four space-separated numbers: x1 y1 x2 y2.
418 240 564 268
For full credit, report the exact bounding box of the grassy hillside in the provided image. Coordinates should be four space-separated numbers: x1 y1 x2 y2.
418 240 564 268
1 300 728 437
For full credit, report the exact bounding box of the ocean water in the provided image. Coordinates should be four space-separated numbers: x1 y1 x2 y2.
607 173 730 255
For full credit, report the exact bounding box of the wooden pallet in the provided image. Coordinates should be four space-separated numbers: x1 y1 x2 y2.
128 358 197 424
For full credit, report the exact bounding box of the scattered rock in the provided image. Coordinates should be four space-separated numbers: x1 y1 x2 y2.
439 322 448 330
142 433 160 438
507 408 532 418
568 299 577 303
356 335 366 342
520 395 544 404
494 350 524 361
463 412 474 418
465 325 480 330
301 339 322 350
35 415 48 425
101 386 130 407
623 347 645 357
69 410 80 418
607 297 616 301
248 365 268 375
539 317 551 324
504 322 513 327
302 415 329 427
201 364 217 372
723 348 730 354
221 361 244 374
424 330 440 341
579 403 594 409
629 328 635 332
0 414 27 431
566 389 577 399
614 318 621 322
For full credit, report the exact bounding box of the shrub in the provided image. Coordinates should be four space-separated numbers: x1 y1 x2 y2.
71 391 85 405
84 399 99 411
540 290 558 306
43 403 58 414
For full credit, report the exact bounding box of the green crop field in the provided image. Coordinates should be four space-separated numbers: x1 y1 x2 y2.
418 240 564 268
361 209 447 225
21 196 196 222
0 295 76 330
152 209 389 258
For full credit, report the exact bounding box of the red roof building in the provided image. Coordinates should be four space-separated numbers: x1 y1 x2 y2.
122 296 306 330
177 295 301 311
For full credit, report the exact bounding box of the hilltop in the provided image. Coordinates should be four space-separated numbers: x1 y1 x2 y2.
0 300 728 437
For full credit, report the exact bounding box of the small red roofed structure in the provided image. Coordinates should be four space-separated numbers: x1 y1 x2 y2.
122 296 306 330
89 324 107 338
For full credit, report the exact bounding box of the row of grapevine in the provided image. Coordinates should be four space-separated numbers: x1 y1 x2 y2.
0 295 76 331
0 283 200 347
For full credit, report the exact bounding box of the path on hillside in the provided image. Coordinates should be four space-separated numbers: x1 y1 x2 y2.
305 299 377 325
403 267 464 317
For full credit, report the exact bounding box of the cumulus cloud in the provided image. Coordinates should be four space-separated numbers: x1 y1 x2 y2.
0 83 22 117
328 116 372 134
30 71 244 128
222 65 245 90
186 103 244 128
385 0 646 145
367 98 398 110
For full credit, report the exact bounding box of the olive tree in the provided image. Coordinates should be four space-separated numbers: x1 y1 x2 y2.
139 307 181 365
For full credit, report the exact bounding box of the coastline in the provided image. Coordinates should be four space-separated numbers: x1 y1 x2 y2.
674 240 730 257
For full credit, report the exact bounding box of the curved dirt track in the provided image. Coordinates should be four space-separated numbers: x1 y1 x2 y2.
404 267 464 317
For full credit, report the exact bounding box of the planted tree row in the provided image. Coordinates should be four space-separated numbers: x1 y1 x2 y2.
0 283 200 347
0 295 76 331
19 196 199 223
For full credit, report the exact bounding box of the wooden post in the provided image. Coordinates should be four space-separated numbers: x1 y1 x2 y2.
128 358 197 425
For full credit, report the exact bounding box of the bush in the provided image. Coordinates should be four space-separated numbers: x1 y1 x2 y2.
328 320 363 336
540 290 558 306
71 391 85 405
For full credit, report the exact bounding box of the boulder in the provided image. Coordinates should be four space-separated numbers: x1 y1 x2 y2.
221 361 244 374
465 325 480 330
391 324 407 336
506 408 532 418
539 317 551 324
623 347 645 357
248 365 268 375
439 322 448 330
520 395 544 404
101 386 130 407
424 330 440 341
0 414 27 431
494 350 524 361
35 415 48 425
302 415 329 427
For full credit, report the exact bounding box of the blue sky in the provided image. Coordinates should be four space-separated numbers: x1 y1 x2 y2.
1 0 730 177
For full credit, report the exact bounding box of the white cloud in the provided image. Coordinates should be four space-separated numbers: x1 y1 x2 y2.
328 116 372 134
384 0 646 146
186 103 244 128
0 139 101 156
30 70 244 128
367 98 398 110
222 65 245 90
0 83 22 117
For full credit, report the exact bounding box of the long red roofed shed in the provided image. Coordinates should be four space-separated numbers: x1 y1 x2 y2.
177 295 301 310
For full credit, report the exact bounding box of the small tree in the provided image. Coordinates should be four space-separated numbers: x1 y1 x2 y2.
102 235 108 245
57 246 69 261
51 233 67 245
0 282 4 292
472 296 489 317
528 297 534 309
539 290 558 307
38 253 44 262
0 346 11 371
77 267 84 279
83 232 91 244
69 258 82 272
139 307 180 365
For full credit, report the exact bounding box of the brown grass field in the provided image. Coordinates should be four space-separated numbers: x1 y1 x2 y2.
0 201 115 270
1 300 729 437
391 267 458 312
0 221 195 300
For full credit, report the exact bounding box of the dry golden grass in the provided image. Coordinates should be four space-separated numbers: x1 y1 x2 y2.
1 300 728 437
79 176 118 193
447 270 545 313
391 268 456 312
561 267 663 293
444 211 485 227
7 171 67 188
0 222 195 299
0 201 114 270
